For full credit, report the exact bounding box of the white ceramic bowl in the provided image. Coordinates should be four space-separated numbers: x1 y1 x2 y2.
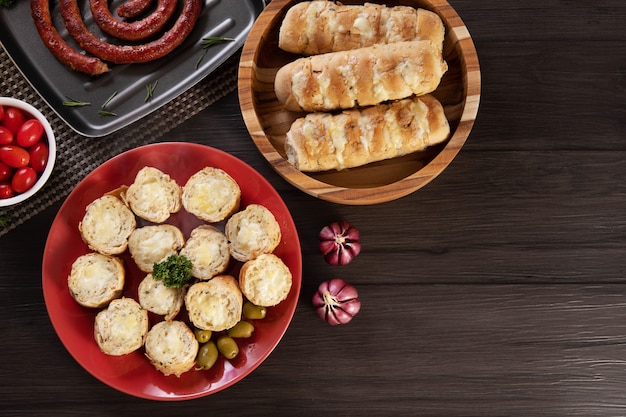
0 97 56 207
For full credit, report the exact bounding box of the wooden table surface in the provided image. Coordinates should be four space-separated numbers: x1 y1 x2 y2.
1 0 626 415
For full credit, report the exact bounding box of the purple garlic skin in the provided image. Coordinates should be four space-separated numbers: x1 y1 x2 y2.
318 221 361 265
312 278 361 325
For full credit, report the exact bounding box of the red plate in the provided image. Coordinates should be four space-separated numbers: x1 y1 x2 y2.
42 142 302 400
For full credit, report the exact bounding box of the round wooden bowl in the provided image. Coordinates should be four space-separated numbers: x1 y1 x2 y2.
238 0 480 205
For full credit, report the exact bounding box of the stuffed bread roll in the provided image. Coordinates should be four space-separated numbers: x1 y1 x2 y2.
278 1 445 55
284 94 450 172
274 40 447 112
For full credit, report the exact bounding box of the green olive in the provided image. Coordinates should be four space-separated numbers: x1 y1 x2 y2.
217 335 239 359
193 328 212 344
227 320 255 338
196 341 219 370
243 301 267 320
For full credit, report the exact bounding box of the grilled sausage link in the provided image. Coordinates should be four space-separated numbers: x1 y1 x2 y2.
30 0 109 75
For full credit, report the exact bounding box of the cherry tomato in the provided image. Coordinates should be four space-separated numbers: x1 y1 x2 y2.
16 119 43 148
0 162 11 182
0 126 13 145
0 105 4 123
0 182 15 199
12 167 37 193
2 106 26 135
29 142 49 173
0 145 30 168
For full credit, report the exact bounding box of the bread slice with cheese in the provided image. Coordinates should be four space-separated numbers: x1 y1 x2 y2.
144 320 199 377
285 94 450 172
93 297 149 356
185 275 243 332
225 204 282 262
138 273 186 321
79 194 137 255
128 224 185 273
181 167 241 223
68 252 125 308
239 254 292 307
279 1 445 55
179 225 230 280
122 166 182 223
274 40 447 112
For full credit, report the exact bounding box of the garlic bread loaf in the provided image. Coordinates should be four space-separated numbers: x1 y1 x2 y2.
144 320 198 377
285 94 450 172
225 204 282 262
138 273 186 321
122 166 182 223
182 167 241 223
68 252 125 308
185 275 243 332
279 1 445 55
94 297 149 356
179 225 230 280
128 224 185 273
274 40 447 112
79 194 136 255
239 254 292 307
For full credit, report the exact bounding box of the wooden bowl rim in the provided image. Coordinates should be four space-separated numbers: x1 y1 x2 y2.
238 0 481 205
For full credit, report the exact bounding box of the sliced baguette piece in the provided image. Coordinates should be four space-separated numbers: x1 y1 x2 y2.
122 166 182 223
274 40 447 112
279 1 445 55
138 273 186 321
128 224 185 273
79 194 136 255
285 94 450 172
182 167 241 223
185 275 243 332
94 297 149 356
144 320 199 377
239 254 292 307
68 252 125 308
179 225 230 280
225 204 282 262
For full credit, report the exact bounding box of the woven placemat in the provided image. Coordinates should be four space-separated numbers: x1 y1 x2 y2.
0 45 239 237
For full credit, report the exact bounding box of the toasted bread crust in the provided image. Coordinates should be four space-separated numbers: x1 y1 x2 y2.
94 297 149 356
182 167 241 223
68 252 125 308
179 225 230 280
79 194 136 255
239 254 292 307
225 204 282 262
185 276 243 332
144 320 199 377
128 224 185 273
122 166 182 223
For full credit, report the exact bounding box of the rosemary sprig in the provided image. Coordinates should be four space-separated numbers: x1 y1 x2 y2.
0 0 15 8
145 80 158 102
195 37 235 69
63 96 91 107
99 91 118 117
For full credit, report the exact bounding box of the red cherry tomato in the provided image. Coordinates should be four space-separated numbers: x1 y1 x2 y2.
0 105 5 123
2 106 26 135
0 145 30 168
0 182 15 199
0 126 13 145
12 167 38 193
0 162 11 182
29 142 49 173
17 119 44 148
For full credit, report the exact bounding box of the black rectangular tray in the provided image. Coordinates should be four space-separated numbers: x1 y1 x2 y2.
0 0 264 137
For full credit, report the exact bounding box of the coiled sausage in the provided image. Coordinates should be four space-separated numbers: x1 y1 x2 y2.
89 0 178 41
60 0 202 64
